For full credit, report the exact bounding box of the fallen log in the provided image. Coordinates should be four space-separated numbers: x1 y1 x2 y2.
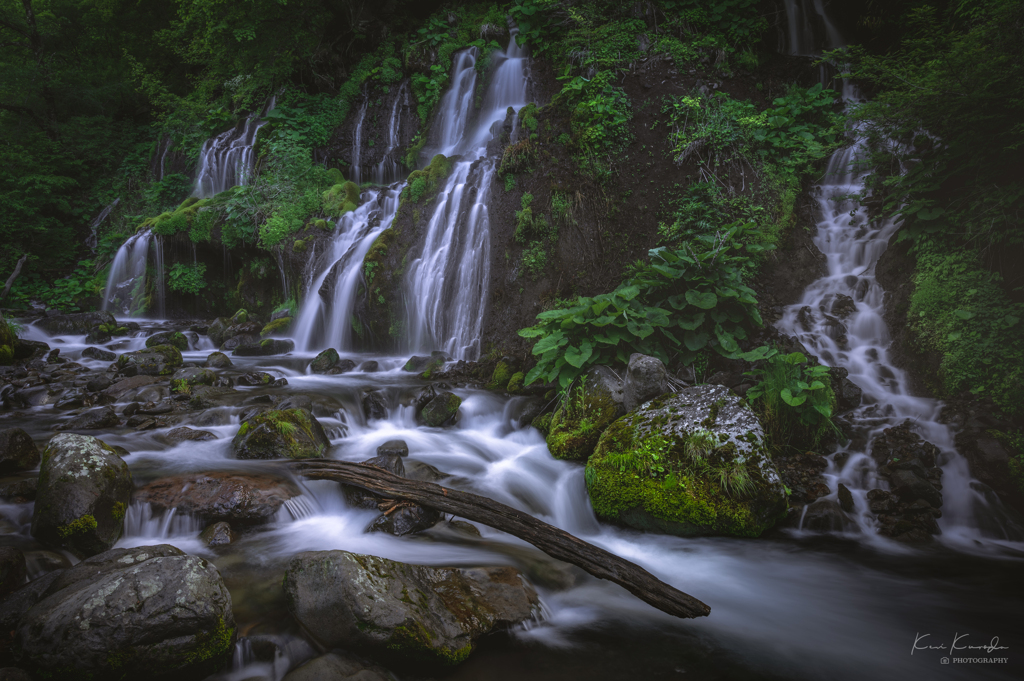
289 459 710 619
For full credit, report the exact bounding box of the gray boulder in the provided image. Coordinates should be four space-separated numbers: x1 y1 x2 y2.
31 434 133 557
623 353 670 412
420 391 461 427
133 471 301 524
145 330 189 351
81 347 115 362
284 551 538 666
116 344 183 376
204 351 232 369
0 428 39 474
55 406 119 432
16 545 234 681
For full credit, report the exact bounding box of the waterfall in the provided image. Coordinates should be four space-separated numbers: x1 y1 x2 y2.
102 230 153 316
193 97 276 198
86 198 119 252
777 3 1021 542
781 0 844 56
153 236 166 318
372 82 411 185
404 33 530 359
291 188 401 351
349 97 369 184
294 32 530 358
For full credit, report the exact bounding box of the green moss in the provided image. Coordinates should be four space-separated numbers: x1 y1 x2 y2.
57 514 98 538
506 371 525 394
323 181 361 217
111 502 126 522
546 382 620 461
260 317 292 337
486 361 513 391
293 239 306 252
403 154 453 204
532 412 553 435
386 619 473 666
183 616 235 668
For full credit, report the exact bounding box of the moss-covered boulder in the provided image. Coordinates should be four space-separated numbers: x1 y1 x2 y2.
30 434 133 558
204 351 232 369
170 367 216 393
207 317 230 347
16 544 235 681
232 338 295 356
310 348 340 374
485 360 513 391
283 551 538 667
506 371 525 395
116 344 183 376
420 392 462 428
145 330 188 351
323 181 361 217
547 365 625 461
403 351 447 378
232 409 330 460
230 309 249 325
585 385 787 538
260 317 292 337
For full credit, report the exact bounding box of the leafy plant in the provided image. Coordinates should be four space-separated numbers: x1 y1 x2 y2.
167 262 207 295
740 346 839 450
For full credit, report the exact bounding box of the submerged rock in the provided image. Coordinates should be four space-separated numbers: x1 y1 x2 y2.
547 365 625 461
232 408 330 460
585 385 787 537
164 426 216 444
0 428 40 474
284 551 538 667
200 522 235 547
133 471 301 524
362 391 388 421
16 544 234 681
31 434 133 557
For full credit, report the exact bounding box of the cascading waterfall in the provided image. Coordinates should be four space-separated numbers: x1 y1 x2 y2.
193 97 276 198
431 49 479 157
777 4 1021 542
348 97 369 184
405 32 530 359
101 230 153 315
372 82 410 185
781 0 844 56
291 188 401 351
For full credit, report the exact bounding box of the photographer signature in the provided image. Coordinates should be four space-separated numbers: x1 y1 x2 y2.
912 633 1010 655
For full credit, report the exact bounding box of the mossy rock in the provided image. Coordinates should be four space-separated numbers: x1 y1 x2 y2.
293 239 306 253
313 219 330 230
585 386 787 538
116 344 183 376
485 361 513 391
260 317 292 338
230 309 249 325
546 366 624 461
145 331 188 351
310 348 340 374
420 392 462 428
232 408 330 460
323 181 361 218
403 154 453 204
506 372 525 394
170 367 216 394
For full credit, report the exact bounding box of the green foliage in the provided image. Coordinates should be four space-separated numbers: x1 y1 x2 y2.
907 247 1024 418
499 139 537 175
514 193 556 280
740 347 839 450
167 262 207 295
10 260 105 311
520 222 767 387
402 155 453 204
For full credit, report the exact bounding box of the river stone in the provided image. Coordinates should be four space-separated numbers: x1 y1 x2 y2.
31 434 133 557
81 346 116 362
165 426 216 444
85 375 112 393
585 385 787 538
53 388 89 410
259 317 291 337
282 651 396 681
419 391 461 427
145 330 188 351
0 547 26 599
233 338 295 356
547 365 625 461
16 544 235 681
623 353 670 412
837 482 855 513
0 478 36 501
236 371 276 387
116 344 183 376
232 408 330 460
368 504 441 536
102 374 159 398
362 391 388 421
56 406 119 431
207 318 230 347
35 311 115 337
403 351 448 377
377 440 409 458
171 367 216 393
204 351 232 369
134 472 301 524
0 571 63 633
283 551 538 666
310 348 340 374
0 428 40 474
359 360 380 373
199 522 234 547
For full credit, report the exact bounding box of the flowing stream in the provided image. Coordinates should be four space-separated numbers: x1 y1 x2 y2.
16 16 1024 681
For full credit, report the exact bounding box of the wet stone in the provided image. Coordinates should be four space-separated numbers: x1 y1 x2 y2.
81 347 115 362
200 521 235 547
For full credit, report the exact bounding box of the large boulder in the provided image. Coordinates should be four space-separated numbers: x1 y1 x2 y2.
547 365 625 461
232 409 330 460
55 406 119 432
35 311 115 337
133 472 302 524
204 351 232 369
116 344 183 376
585 385 787 537
207 318 230 347
16 545 234 681
145 330 188 351
31 434 133 557
310 348 340 374
402 351 448 378
284 551 538 666
0 428 40 474
622 353 670 412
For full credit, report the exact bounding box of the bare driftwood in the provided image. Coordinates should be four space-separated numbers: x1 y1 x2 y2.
290 459 710 619
1 254 28 302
